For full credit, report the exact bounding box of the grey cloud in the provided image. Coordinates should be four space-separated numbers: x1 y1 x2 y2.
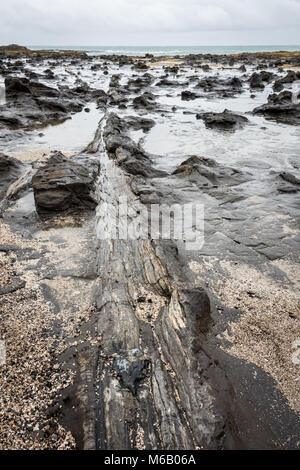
0 0 300 45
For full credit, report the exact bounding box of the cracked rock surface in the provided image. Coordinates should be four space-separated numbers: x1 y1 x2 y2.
0 48 299 450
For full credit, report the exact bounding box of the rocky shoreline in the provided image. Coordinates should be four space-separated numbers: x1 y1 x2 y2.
0 46 299 449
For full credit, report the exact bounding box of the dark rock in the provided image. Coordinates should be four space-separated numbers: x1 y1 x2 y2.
268 90 294 105
4 77 31 94
103 113 166 178
125 116 155 131
109 74 121 88
44 68 55 79
5 77 59 98
278 70 299 84
260 71 276 83
195 76 242 97
228 77 243 89
127 73 154 90
273 81 284 92
32 152 99 215
249 72 264 88
196 110 249 130
181 90 197 101
132 92 156 109
0 244 18 252
253 100 300 125
272 70 300 92
165 66 179 74
0 44 29 51
37 99 68 113
173 155 250 190
95 89 108 106
279 172 300 185
156 78 179 87
178 288 211 335
0 153 24 200
133 61 148 71
108 91 128 106
113 351 150 395
0 279 26 295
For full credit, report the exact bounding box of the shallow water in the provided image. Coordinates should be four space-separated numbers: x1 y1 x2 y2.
3 102 103 158
1 57 299 225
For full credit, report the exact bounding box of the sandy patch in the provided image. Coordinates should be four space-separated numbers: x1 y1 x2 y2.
190 258 300 412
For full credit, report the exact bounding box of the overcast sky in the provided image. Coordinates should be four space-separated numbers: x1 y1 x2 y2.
1 0 300 46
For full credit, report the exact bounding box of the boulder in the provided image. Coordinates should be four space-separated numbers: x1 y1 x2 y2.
253 92 300 125
32 152 99 215
249 72 264 88
181 90 197 101
173 155 250 189
196 110 249 130
132 92 156 109
5 76 59 98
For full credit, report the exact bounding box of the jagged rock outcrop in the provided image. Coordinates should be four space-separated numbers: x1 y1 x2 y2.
103 113 165 177
32 152 99 214
173 156 251 189
196 110 249 130
253 91 300 125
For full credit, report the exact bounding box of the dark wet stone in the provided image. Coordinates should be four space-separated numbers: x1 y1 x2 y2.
109 74 121 88
0 44 29 52
37 99 68 113
178 287 211 334
194 76 243 97
268 90 294 105
278 70 300 84
95 89 108 107
253 99 300 125
108 90 128 106
32 152 99 215
165 65 179 74
0 244 18 252
0 279 26 295
273 81 284 92
104 113 166 178
173 155 251 190
249 72 264 88
279 172 300 186
5 76 59 98
181 90 197 101
0 153 24 200
259 71 276 83
132 92 157 109
156 78 179 87
228 76 243 89
196 109 249 130
125 116 155 131
127 73 154 90
133 61 148 71
113 351 150 395
0 76 93 130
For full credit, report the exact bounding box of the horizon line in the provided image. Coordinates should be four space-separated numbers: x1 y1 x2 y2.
25 43 300 47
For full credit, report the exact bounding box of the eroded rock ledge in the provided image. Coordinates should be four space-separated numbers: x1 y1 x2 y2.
0 49 299 450
56 115 300 450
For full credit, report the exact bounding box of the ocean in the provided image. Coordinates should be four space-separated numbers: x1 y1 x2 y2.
28 45 300 56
